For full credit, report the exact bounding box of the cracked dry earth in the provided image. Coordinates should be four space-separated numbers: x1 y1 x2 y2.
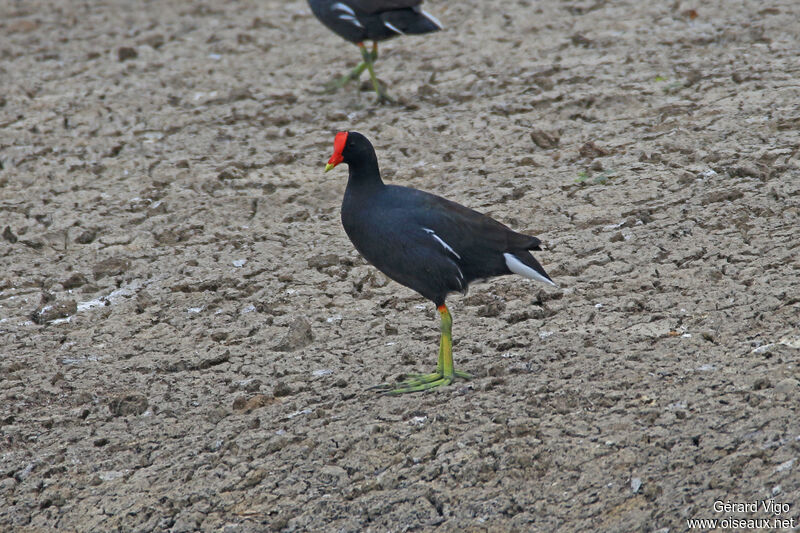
1 0 799 531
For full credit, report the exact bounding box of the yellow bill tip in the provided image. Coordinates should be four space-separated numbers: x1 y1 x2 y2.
324 163 335 172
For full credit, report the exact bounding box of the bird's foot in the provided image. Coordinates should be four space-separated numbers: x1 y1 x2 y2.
323 61 369 93
404 369 473 384
371 369 472 394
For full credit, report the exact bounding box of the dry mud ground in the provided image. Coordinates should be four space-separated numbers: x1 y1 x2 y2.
1 0 799 531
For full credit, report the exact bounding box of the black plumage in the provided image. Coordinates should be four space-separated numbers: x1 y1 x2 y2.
307 0 442 101
308 0 442 43
324 131 556 393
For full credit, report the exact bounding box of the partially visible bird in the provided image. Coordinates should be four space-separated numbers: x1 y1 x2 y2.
324 131 558 393
307 0 443 102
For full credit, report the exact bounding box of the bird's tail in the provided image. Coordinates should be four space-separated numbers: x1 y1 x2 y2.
383 9 443 35
503 251 557 287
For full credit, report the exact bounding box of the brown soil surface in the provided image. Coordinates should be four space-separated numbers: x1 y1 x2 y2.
1 1 799 531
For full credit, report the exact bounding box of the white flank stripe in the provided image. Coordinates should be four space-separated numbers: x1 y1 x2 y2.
331 2 356 16
423 228 461 259
451 260 465 290
384 21 405 35
504 253 557 286
420 9 443 30
338 14 364 28
455 265 466 292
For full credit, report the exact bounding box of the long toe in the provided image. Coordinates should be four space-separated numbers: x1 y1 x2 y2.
391 371 444 389
389 375 453 394
403 371 443 383
371 367 470 394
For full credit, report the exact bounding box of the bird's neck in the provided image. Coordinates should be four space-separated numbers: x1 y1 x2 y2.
345 154 384 194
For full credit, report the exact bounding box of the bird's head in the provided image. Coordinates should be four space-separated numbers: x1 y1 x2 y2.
324 131 373 172
324 131 348 172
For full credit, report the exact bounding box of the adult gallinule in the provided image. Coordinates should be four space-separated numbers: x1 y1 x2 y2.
325 132 557 393
307 0 442 102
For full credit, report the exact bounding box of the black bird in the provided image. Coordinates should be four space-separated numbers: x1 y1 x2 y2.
325 132 557 393
308 0 443 102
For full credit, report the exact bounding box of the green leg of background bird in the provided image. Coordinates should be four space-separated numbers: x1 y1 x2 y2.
323 43 378 92
360 44 394 103
388 305 472 394
324 61 368 92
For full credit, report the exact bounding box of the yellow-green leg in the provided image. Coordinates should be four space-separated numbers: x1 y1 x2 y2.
324 61 368 92
383 304 472 394
360 43 394 104
324 43 379 93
